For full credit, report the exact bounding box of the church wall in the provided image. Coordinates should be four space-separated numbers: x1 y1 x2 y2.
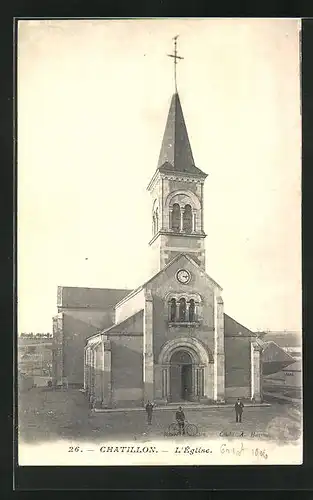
149 237 161 275
163 235 203 249
158 235 205 270
62 310 114 385
150 176 163 229
165 179 199 199
225 336 251 399
94 343 104 403
115 289 145 325
109 334 144 407
59 308 115 329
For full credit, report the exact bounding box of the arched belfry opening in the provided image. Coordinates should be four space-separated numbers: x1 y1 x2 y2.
183 204 192 233
171 203 180 231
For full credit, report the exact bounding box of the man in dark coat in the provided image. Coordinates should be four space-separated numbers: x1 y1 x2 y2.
145 400 154 425
235 398 244 423
176 406 186 435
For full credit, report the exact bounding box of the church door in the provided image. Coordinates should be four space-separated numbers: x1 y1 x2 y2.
170 350 193 402
181 363 192 400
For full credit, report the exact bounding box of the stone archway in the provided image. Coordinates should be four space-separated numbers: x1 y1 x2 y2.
157 337 213 403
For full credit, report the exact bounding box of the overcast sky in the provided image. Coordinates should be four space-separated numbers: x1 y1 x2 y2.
17 18 301 333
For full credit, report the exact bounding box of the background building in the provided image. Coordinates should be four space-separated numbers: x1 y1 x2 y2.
18 333 53 388
257 331 302 399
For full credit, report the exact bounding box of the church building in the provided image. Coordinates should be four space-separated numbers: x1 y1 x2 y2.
52 51 295 408
80 91 265 409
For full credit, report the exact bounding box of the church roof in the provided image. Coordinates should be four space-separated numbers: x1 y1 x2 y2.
57 286 131 310
100 310 144 336
224 314 257 338
156 93 207 178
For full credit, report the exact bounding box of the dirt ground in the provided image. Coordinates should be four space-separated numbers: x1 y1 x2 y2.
18 387 302 444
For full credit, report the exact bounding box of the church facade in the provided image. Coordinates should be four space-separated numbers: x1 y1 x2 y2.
81 92 264 408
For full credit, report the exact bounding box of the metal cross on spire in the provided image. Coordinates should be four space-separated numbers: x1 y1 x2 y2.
167 35 184 93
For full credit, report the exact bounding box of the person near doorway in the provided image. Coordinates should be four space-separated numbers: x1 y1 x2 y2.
183 387 188 401
235 398 244 423
145 400 155 425
62 376 68 390
176 406 186 435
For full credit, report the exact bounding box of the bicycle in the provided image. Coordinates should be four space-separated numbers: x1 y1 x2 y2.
167 420 198 437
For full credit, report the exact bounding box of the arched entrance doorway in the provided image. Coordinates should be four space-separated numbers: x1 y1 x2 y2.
170 350 193 402
157 337 214 403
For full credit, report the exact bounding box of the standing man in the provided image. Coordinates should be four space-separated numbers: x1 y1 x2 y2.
176 406 186 435
235 398 244 423
145 400 155 425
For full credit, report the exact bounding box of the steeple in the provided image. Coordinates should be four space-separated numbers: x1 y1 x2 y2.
147 37 208 275
157 93 207 177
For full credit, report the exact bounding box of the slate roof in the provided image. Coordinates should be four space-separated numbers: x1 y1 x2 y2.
224 313 256 338
101 310 144 335
262 341 296 365
58 286 132 310
156 93 207 178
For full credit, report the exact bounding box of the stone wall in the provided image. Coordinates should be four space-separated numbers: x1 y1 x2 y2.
61 309 114 385
225 336 251 399
109 334 144 407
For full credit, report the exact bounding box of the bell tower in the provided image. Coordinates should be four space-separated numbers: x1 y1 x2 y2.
147 92 208 274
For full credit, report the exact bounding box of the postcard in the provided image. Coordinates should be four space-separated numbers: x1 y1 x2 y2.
17 18 302 467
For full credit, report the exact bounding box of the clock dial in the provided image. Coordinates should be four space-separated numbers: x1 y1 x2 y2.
176 269 191 284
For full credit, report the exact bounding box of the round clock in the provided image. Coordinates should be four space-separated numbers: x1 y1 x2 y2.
176 269 191 284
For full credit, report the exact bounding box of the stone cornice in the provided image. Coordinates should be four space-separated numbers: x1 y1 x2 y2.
161 172 206 184
149 229 207 246
146 170 161 192
147 169 207 192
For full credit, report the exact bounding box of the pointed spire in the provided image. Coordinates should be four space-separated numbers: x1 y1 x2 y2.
157 93 207 177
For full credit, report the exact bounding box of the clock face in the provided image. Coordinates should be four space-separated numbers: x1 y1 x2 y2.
176 269 191 284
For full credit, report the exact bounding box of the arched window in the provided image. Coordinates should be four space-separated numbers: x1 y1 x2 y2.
155 207 159 232
189 299 195 322
152 215 156 235
183 204 192 233
171 203 180 231
170 298 176 321
179 298 186 322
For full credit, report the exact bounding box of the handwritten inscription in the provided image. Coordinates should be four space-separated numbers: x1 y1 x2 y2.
220 442 268 459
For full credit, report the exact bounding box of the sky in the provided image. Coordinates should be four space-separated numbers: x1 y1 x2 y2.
17 18 301 333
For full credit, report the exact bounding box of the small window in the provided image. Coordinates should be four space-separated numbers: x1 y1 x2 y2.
189 299 195 322
170 298 176 321
179 298 186 321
